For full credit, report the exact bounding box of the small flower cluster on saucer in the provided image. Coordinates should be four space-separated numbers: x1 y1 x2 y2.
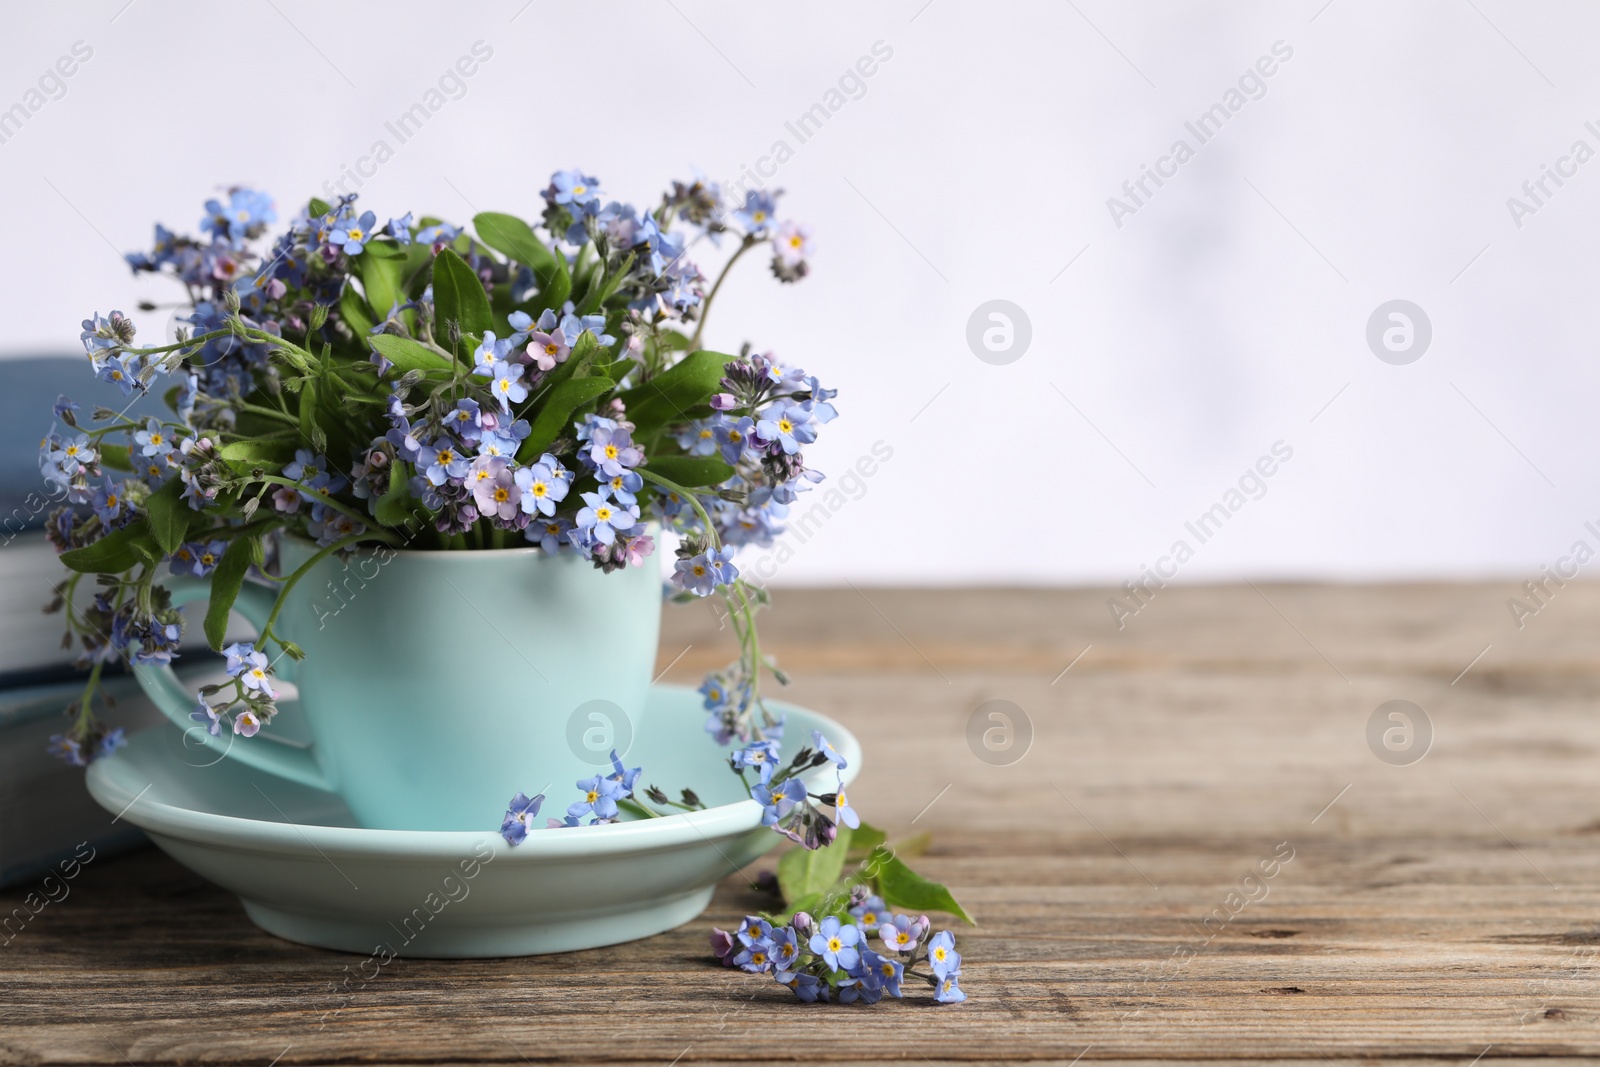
739 728 858 850
41 173 829 760
499 748 708 845
711 890 968 1005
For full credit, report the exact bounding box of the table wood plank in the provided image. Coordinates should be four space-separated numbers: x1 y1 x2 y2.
3 584 1598 1063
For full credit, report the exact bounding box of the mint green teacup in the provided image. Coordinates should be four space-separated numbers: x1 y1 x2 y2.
133 538 662 831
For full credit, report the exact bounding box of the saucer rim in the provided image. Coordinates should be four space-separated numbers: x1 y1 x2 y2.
86 687 861 859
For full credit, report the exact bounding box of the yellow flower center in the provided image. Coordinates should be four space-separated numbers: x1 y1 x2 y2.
346 227 364 241
604 444 619 460
933 947 947 962
493 488 509 503
586 790 599 803
572 184 587 196
545 342 560 356
595 506 612 522
778 418 793 434
827 937 842 952
438 450 454 464
531 483 547 498
200 553 216 566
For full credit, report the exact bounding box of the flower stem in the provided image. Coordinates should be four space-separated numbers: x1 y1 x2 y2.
689 236 761 351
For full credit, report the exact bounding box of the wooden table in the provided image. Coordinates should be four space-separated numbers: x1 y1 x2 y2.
5 584 1599 1064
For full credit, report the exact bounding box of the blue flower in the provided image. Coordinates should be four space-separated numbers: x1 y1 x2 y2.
575 489 638 546
134 417 175 457
752 777 806 827
838 960 883 1004
558 309 614 348
714 415 756 464
833 782 860 830
585 425 642 477
91 479 126 526
812 729 847 769
734 190 778 235
514 456 570 517
477 417 529 460
473 330 514 372
202 188 275 242
93 727 127 760
803 375 838 423
675 419 720 457
731 739 780 780
525 515 574 553
329 209 378 255
863 949 903 997
486 360 528 413
445 398 483 443
731 915 774 971
97 352 142 396
415 221 460 248
567 774 625 821
418 437 470 486
47 734 86 767
768 926 801 971
849 894 888 931
927 930 961 980
808 916 862 971
755 400 816 455
933 974 967 1004
282 448 325 483
171 539 227 577
53 394 80 422
385 212 414 244
500 791 545 846
45 433 96 481
548 169 601 210
190 701 223 737
776 969 826 1002
671 546 736 597
606 749 641 795
223 641 276 698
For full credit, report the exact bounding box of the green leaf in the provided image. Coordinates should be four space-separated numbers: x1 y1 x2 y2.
619 349 731 429
308 197 332 217
473 212 556 274
577 251 634 316
868 846 974 925
97 443 132 472
472 211 569 309
517 376 615 462
204 537 258 650
369 333 454 376
357 249 407 325
144 476 191 555
778 825 853 906
431 248 494 340
219 439 298 473
339 282 376 336
59 518 154 574
641 455 734 488
846 821 888 858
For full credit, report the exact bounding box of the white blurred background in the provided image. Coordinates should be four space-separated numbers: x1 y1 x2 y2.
2 0 1595 587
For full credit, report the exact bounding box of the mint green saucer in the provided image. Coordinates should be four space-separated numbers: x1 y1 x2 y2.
85 685 859 958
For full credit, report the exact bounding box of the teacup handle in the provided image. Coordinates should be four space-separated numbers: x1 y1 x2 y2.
132 577 332 792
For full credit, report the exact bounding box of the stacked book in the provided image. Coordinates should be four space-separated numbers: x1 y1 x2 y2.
0 356 203 886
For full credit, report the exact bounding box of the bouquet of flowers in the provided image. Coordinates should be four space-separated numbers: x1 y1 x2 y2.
44 171 821 761
41 171 971 1000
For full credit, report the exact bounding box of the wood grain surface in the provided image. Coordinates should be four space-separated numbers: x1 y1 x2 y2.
3 582 1599 1064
